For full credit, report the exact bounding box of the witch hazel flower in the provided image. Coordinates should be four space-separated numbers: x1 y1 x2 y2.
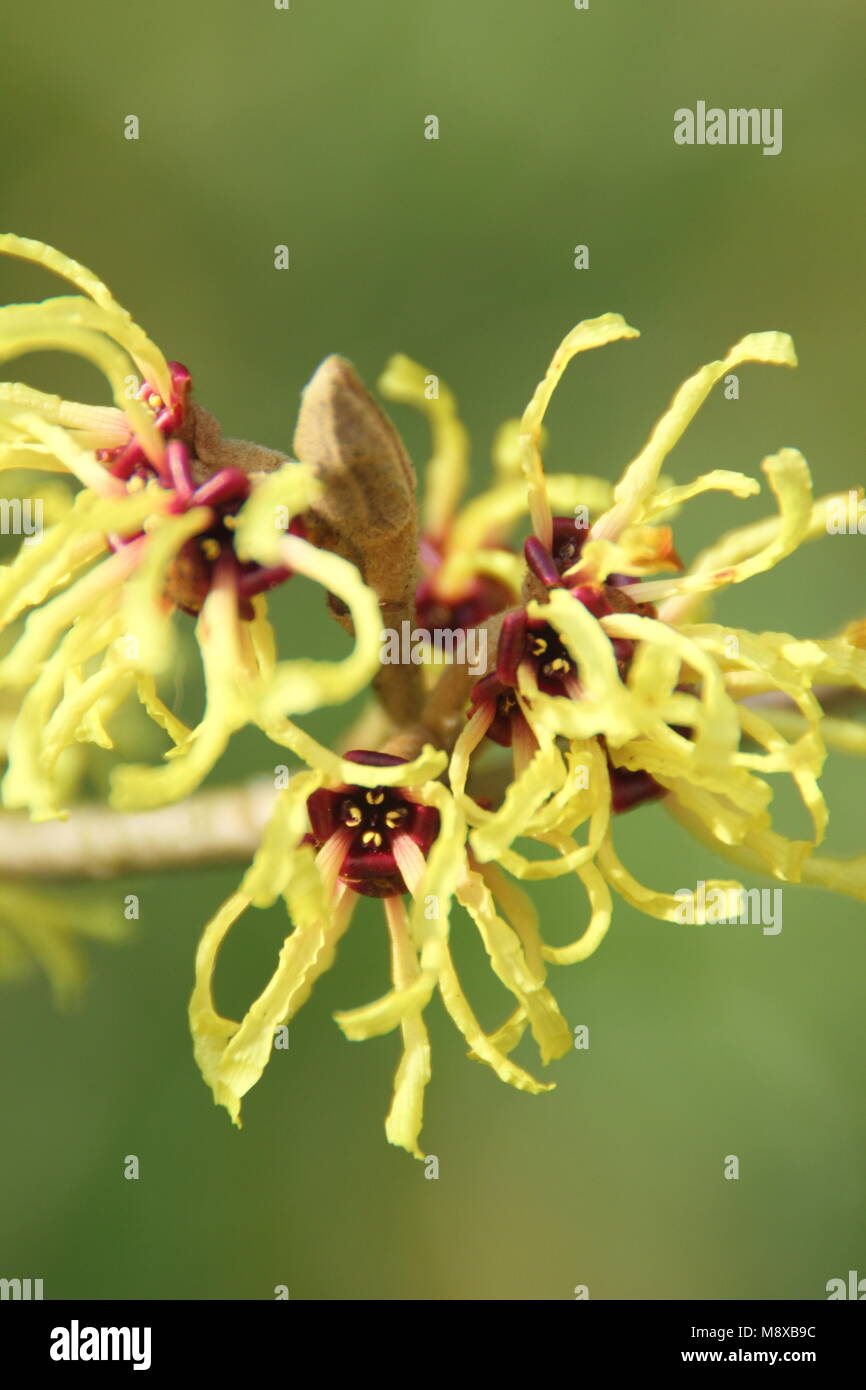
190 737 571 1159
452 314 866 931
0 236 381 817
466 516 672 811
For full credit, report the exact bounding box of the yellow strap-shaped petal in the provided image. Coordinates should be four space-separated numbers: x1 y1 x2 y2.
0 488 157 631
261 714 448 787
110 568 250 809
664 791 811 883
643 469 761 521
381 895 432 1159
520 314 640 547
761 708 866 756
216 868 350 1124
254 534 382 719
598 828 744 922
437 940 553 1094
626 450 813 605
523 588 639 745
0 300 164 463
7 413 124 496
602 612 741 775
189 891 253 1113
590 331 796 546
334 972 436 1041
240 772 323 908
541 856 613 965
134 674 192 746
2 597 122 818
122 508 211 673
0 538 142 690
475 863 546 977
469 735 566 862
457 865 571 1064
378 354 469 542
0 382 130 446
0 233 171 400
41 647 136 771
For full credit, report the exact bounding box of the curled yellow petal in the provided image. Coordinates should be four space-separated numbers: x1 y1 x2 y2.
110 566 251 809
232 463 320 566
597 828 744 922
457 865 571 1063
256 534 382 720
643 469 761 521
590 330 796 546
216 864 350 1124
0 300 163 464
437 940 553 1094
122 508 210 673
541 858 613 966
382 895 432 1159
627 450 813 606
378 353 469 541
0 233 171 401
520 314 640 547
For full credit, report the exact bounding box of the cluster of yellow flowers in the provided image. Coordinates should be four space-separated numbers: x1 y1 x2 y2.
1 235 864 1157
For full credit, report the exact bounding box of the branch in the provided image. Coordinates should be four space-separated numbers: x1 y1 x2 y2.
0 778 278 880
0 621 492 883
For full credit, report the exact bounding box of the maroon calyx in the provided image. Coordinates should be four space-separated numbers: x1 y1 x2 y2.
306 752 440 898
524 515 589 589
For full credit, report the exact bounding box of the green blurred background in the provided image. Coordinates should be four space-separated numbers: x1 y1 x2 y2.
1 0 864 1300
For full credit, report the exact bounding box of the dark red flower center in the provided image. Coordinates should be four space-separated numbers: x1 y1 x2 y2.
467 515 681 811
305 751 440 898
497 613 579 696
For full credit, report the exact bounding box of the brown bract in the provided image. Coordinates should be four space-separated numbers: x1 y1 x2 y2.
292 355 424 724
294 355 418 614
